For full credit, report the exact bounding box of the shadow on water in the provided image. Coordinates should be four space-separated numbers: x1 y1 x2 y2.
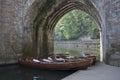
0 64 77 80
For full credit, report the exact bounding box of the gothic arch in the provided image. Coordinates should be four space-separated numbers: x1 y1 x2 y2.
26 0 103 60
43 0 103 59
46 1 102 32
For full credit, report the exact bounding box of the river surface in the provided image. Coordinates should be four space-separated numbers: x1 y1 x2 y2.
0 64 76 80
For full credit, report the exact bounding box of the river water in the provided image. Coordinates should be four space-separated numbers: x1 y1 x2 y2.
0 64 76 80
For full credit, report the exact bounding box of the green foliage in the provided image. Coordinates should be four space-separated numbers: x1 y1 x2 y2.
54 9 99 40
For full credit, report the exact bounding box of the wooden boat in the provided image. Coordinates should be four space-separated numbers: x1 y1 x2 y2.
83 52 97 65
19 56 91 70
57 53 96 65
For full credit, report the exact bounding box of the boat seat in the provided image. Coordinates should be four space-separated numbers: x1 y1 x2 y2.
55 57 65 62
48 57 53 61
66 56 74 59
33 59 40 62
42 59 53 62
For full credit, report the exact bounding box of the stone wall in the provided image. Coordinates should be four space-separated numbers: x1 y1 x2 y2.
0 0 18 64
105 0 120 66
0 0 105 64
0 0 29 64
0 0 48 64
54 40 100 54
0 0 120 66
55 40 100 48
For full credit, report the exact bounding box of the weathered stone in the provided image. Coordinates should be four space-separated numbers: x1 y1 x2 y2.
0 0 120 67
110 52 120 60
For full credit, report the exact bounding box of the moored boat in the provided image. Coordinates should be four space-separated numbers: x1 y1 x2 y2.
19 56 91 70
83 52 97 65
56 53 96 65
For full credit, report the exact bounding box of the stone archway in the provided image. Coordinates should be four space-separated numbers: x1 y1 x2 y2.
24 0 106 61
1 0 120 66
27 0 104 61
18 0 120 67
45 1 103 60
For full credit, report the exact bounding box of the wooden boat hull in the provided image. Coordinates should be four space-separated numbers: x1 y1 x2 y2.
19 57 91 70
84 53 97 65
56 53 96 65
88 56 96 65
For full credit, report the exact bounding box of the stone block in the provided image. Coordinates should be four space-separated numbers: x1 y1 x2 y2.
110 52 120 60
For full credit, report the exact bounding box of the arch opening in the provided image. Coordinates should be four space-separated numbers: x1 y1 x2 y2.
54 9 101 61
27 0 103 61
44 1 103 61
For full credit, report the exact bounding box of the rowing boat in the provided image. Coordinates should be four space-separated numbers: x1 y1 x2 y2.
19 55 91 70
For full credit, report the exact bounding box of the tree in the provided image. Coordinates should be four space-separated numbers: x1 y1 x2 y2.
54 9 99 41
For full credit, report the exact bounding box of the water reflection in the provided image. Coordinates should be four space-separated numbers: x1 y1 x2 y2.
33 76 42 80
0 65 76 80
